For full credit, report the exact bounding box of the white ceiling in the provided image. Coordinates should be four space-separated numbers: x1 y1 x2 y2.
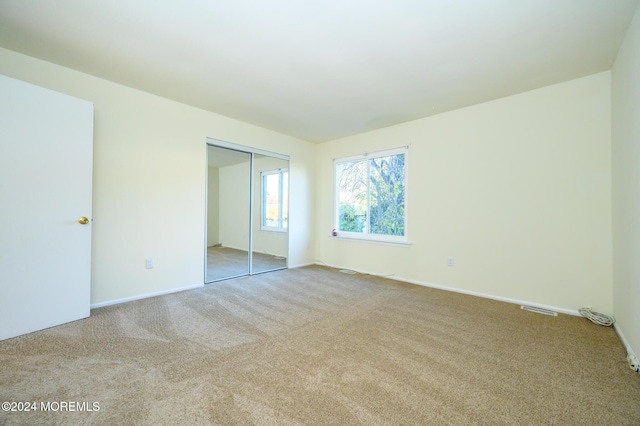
0 0 637 143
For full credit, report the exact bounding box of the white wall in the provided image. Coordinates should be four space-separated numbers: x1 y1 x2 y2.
206 166 220 246
612 5 640 360
0 47 316 305
0 45 618 319
316 72 613 313
218 160 251 251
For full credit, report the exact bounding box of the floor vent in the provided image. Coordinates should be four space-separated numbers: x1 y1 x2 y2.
520 305 558 316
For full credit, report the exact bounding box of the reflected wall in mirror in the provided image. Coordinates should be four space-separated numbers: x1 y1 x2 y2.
206 145 251 282
252 154 288 274
206 141 289 283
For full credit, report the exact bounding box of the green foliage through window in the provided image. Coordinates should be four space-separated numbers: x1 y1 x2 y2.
336 148 406 240
262 169 288 230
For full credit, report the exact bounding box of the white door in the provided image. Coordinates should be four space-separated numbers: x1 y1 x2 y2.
0 74 93 341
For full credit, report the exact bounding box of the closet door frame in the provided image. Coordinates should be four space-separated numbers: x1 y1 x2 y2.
205 138 289 283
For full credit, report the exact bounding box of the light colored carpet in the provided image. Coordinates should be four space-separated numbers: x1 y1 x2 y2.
1 265 638 425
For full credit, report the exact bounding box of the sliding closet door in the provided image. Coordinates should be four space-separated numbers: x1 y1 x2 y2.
206 145 251 282
252 154 289 274
205 139 289 283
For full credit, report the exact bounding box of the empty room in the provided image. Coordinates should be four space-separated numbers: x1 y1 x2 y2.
1 1 639 424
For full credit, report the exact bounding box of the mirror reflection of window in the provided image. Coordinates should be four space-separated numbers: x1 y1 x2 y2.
252 155 289 275
206 145 251 282
261 169 288 231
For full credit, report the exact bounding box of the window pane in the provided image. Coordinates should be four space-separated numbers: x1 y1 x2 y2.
337 160 367 233
368 154 405 236
264 173 280 227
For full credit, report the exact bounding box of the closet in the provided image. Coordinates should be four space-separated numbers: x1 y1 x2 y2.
205 139 289 282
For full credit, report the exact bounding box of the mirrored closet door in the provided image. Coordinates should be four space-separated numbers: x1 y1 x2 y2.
251 154 288 274
205 139 289 283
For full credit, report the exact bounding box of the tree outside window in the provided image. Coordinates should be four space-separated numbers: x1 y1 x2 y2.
335 148 406 242
262 169 288 231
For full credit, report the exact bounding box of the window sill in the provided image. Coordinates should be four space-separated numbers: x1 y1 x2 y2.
259 227 287 233
329 234 412 247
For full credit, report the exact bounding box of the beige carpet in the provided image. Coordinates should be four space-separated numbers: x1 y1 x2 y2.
1 265 638 425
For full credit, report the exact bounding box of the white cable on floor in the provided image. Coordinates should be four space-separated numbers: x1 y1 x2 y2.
578 307 615 326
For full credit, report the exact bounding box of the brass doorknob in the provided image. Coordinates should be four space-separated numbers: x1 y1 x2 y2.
78 216 90 225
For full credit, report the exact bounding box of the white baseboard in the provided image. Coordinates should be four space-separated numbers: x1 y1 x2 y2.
397 276 580 316
216 244 246 252
90 283 204 309
614 323 639 363
614 323 631 351
315 261 579 316
212 245 287 259
289 262 316 269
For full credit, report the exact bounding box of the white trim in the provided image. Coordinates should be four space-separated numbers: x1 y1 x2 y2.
400 278 580 316
260 168 289 232
257 228 287 234
334 146 408 164
289 262 317 269
329 234 412 247
206 137 289 161
248 153 254 274
203 142 210 284
334 146 408 241
90 283 204 309
213 244 248 252
314 261 580 316
614 323 639 361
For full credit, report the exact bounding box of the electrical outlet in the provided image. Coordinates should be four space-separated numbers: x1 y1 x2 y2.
447 257 454 267
628 353 640 372
146 257 154 269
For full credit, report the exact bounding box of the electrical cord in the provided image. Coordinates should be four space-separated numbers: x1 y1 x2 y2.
578 307 615 326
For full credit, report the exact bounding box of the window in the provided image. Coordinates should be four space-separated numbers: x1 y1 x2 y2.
261 169 288 231
335 147 407 243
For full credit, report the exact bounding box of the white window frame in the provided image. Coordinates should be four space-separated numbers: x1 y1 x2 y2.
261 168 288 232
334 147 409 245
